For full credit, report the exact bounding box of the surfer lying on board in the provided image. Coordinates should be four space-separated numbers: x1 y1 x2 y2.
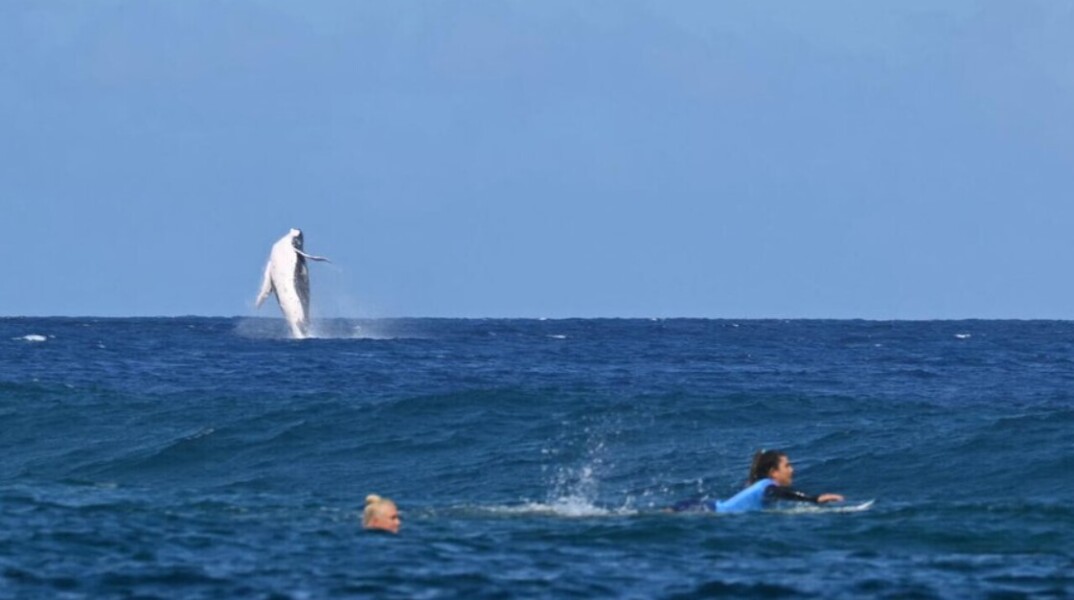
670 449 844 513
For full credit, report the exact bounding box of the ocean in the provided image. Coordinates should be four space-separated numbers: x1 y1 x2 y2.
1 317 1072 598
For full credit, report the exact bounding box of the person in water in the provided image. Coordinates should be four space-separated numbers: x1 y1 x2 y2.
363 494 401 533
672 450 844 513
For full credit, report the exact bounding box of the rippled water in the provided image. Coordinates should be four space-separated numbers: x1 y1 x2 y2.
1 318 1072 598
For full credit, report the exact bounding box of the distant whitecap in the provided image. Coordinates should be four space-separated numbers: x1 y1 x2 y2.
18 334 47 343
955 333 971 340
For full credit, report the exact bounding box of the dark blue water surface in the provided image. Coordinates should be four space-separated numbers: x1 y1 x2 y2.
1 318 1072 598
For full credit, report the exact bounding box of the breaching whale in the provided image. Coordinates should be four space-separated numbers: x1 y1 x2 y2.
255 228 330 339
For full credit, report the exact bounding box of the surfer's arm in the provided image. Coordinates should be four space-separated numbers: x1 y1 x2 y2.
765 487 845 504
765 486 820 503
766 486 818 503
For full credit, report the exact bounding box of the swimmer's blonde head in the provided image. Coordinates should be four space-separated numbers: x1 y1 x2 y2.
363 494 387 525
363 493 400 534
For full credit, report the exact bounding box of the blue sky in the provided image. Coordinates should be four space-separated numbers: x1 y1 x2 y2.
2 1 1072 318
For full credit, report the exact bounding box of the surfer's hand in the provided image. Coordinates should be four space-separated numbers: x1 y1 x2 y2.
817 494 844 503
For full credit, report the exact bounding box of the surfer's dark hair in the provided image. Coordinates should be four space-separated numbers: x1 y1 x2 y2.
748 449 787 484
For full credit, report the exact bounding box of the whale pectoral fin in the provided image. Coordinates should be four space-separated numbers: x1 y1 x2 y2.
255 262 274 308
255 287 273 308
295 249 330 263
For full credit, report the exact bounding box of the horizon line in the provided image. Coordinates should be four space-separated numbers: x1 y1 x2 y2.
2 314 1072 323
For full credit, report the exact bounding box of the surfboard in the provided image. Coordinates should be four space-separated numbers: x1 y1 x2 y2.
829 499 874 512
773 499 875 514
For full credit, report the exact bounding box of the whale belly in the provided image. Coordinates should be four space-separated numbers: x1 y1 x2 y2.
269 250 310 338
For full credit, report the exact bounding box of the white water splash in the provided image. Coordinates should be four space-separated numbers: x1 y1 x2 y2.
311 321 403 340
236 317 412 340
535 427 635 517
476 500 636 518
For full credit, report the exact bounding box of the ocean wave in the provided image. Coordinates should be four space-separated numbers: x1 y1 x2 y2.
4 317 1074 599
